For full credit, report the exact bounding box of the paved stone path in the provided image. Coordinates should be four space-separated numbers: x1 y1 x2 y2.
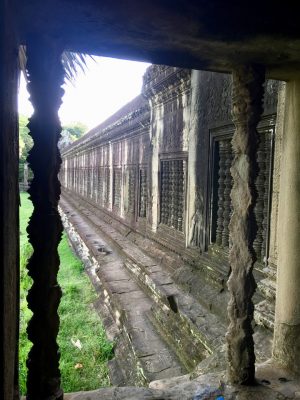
59 190 273 387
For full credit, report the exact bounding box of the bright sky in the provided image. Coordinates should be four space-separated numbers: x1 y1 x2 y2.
18 56 150 131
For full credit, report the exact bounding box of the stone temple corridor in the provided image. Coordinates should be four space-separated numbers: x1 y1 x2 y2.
2 2 300 399
57 65 300 398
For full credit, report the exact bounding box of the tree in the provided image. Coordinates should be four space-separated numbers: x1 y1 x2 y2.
18 49 92 177
62 121 87 140
19 115 33 163
59 121 88 150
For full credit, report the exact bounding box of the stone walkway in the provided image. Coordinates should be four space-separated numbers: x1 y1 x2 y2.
59 191 279 397
60 195 184 384
59 192 231 383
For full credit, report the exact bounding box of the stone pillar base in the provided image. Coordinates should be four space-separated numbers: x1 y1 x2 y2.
273 323 300 375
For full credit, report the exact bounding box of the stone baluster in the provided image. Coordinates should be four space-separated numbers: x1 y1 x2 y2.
226 64 265 385
169 161 175 227
222 140 233 247
98 167 103 205
177 161 184 232
26 39 64 399
128 168 135 214
160 161 168 225
105 167 110 206
261 132 270 261
173 161 178 229
253 132 266 260
139 169 147 218
216 141 226 245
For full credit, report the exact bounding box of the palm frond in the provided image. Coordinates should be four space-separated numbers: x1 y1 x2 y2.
19 45 95 83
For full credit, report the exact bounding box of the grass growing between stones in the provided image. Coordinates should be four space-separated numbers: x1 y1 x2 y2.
19 192 113 394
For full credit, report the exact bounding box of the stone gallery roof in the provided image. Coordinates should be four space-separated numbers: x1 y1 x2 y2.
62 94 149 155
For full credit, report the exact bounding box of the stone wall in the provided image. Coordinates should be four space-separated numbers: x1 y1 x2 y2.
60 65 281 351
61 95 150 232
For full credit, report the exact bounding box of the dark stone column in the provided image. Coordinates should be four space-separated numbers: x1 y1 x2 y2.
25 39 64 400
0 1 20 398
226 65 265 385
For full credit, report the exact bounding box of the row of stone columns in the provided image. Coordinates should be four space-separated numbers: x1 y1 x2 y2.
24 38 300 398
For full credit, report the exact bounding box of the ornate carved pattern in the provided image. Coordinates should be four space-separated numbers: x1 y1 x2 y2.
127 167 136 215
104 167 110 206
92 167 98 202
98 167 104 206
260 131 271 261
212 129 271 256
139 168 147 218
162 100 184 152
226 64 265 385
87 167 92 199
253 132 267 260
143 65 190 104
113 168 122 209
264 80 280 114
206 75 232 124
26 40 64 399
215 141 226 245
160 159 185 232
222 140 233 248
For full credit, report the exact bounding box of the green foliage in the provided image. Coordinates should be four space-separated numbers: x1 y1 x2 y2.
62 121 88 140
19 193 113 395
59 122 88 150
19 115 33 163
19 47 95 85
19 115 33 184
61 52 95 84
18 116 87 183
57 235 113 392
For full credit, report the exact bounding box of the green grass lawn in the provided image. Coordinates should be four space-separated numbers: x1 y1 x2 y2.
19 192 113 394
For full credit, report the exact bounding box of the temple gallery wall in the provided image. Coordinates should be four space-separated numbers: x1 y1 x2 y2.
59 65 288 385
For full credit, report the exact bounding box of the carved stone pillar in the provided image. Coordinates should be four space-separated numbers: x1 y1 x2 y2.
226 65 265 385
273 80 300 375
26 39 64 399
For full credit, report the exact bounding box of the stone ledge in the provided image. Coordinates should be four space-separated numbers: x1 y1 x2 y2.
63 364 300 399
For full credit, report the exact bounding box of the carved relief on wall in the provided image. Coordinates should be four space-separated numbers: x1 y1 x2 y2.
104 167 110 206
206 74 232 125
124 166 136 215
209 120 274 263
190 190 205 251
160 158 186 233
113 167 122 210
139 167 147 218
98 167 104 206
162 98 184 153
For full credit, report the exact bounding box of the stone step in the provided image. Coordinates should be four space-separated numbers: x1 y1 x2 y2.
60 190 273 368
254 300 275 331
257 278 276 302
60 197 185 385
61 192 227 370
64 188 228 290
122 258 225 368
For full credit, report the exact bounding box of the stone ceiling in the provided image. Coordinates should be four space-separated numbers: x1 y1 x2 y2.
18 1 300 80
